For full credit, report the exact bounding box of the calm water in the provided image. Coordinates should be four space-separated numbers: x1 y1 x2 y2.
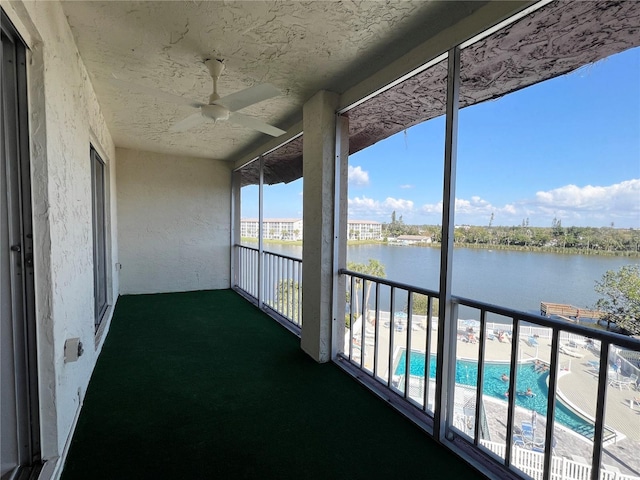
254 243 636 316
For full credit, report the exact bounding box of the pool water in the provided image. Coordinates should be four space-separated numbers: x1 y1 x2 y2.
395 351 595 439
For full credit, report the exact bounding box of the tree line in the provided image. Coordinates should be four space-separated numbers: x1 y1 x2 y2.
382 213 640 255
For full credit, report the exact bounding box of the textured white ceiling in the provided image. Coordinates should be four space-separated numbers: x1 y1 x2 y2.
61 1 479 161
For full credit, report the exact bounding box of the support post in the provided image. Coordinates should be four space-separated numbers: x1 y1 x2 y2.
332 115 349 358
301 90 340 363
230 169 241 288
435 47 460 440
258 155 264 307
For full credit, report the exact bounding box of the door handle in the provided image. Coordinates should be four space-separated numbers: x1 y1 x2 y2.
10 244 21 252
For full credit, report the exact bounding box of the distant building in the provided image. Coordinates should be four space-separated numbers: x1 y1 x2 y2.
347 220 383 240
241 219 382 241
241 219 303 241
395 234 432 245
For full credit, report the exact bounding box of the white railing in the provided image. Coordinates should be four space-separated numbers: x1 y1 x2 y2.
235 257 640 480
236 244 259 298
263 250 302 327
339 268 640 480
481 440 640 480
340 270 441 414
235 245 302 329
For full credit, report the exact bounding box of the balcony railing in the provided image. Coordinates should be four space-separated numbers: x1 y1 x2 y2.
340 268 640 480
235 244 302 329
236 244 260 298
234 252 640 480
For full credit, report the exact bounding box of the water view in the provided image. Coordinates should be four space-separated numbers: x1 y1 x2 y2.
256 242 635 315
243 240 639 475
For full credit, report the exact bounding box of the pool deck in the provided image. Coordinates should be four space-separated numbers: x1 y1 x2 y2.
352 316 640 476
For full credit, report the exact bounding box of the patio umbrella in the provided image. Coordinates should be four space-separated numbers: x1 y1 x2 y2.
394 312 408 325
461 319 480 329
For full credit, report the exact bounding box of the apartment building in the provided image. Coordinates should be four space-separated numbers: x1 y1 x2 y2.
242 219 381 241
241 219 303 240
347 220 382 240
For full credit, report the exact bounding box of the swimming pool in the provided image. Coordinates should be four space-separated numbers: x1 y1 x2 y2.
394 350 596 439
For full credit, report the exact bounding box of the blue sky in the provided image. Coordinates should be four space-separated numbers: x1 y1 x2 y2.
244 46 640 228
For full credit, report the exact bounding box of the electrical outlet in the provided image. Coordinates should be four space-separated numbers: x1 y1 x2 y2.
64 338 83 363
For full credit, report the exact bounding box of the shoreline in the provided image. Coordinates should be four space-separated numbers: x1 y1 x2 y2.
242 238 640 258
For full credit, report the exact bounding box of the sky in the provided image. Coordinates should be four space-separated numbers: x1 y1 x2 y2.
243 46 640 228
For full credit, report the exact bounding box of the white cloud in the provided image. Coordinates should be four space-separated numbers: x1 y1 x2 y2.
449 180 640 227
400 184 414 189
385 197 414 210
349 180 640 227
455 196 492 213
420 196 501 216
420 201 443 214
419 197 525 225
534 179 640 213
348 165 369 187
348 195 413 219
515 179 639 227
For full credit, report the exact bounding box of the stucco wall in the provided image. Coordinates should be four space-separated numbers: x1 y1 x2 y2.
1 0 118 466
117 148 231 294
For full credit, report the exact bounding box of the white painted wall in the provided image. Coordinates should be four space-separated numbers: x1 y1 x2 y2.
117 148 231 294
1 0 118 470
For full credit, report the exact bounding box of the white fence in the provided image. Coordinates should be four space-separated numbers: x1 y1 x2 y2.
480 440 639 480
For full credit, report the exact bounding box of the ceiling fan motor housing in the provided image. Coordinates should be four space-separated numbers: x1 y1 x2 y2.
202 104 229 121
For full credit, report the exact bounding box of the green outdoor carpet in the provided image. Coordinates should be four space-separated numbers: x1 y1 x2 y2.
61 289 486 480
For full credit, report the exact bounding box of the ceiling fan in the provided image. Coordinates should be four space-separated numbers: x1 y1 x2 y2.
111 59 285 137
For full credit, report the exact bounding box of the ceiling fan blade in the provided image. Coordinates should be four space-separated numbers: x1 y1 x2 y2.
229 112 286 137
108 76 205 109
215 83 280 112
170 112 208 132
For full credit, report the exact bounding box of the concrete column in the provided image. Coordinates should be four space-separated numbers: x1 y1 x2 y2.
301 90 339 363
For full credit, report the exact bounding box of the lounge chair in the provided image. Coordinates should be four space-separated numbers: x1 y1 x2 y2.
559 344 584 358
521 422 534 440
512 435 526 447
568 337 587 349
531 437 545 453
610 375 635 390
603 464 622 475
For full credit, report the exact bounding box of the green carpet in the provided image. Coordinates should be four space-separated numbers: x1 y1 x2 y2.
61 289 485 479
